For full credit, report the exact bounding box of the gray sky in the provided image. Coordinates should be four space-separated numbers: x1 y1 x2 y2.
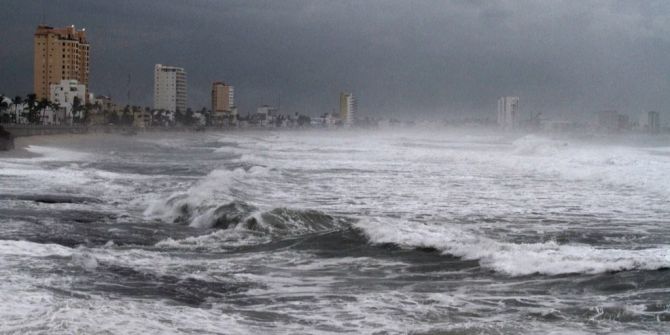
1 0 670 120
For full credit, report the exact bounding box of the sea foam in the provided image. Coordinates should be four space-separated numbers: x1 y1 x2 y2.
356 218 670 276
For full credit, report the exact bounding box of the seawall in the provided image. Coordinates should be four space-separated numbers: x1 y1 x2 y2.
0 124 88 138
0 124 90 151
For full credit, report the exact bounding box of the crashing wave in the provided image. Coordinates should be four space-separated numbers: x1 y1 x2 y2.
154 206 350 250
511 135 569 156
143 167 270 227
355 218 670 276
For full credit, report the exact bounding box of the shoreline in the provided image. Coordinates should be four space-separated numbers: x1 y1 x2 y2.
1 126 669 159
0 132 116 158
0 131 191 158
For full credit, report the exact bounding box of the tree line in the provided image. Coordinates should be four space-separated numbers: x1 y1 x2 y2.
0 93 95 125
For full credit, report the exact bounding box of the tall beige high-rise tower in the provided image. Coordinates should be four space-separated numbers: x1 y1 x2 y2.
34 25 90 101
212 82 234 112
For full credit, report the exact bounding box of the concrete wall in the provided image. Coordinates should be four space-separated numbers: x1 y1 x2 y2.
0 124 87 138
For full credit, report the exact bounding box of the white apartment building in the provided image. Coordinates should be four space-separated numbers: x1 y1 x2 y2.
256 105 278 116
50 79 86 124
497 96 519 130
339 92 356 126
154 64 187 112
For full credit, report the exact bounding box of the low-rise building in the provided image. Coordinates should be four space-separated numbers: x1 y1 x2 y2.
50 79 86 124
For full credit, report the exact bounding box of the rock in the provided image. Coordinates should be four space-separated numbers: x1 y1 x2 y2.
0 125 14 151
211 201 257 229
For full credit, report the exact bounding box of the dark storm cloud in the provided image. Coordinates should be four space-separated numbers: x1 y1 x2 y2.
2 0 670 120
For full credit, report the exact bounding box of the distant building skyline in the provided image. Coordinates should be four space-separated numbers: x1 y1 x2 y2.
5 2 670 119
153 64 187 112
33 25 90 101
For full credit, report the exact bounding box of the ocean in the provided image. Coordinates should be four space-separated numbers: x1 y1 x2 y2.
0 129 669 334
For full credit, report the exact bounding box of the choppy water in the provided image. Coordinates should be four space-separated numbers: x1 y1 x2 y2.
1 129 669 334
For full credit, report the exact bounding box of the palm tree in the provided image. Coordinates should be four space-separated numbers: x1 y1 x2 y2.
121 105 133 126
82 102 93 125
49 101 61 125
12 96 22 124
24 94 39 124
145 107 152 127
91 101 101 125
71 96 82 124
0 95 8 123
37 98 49 125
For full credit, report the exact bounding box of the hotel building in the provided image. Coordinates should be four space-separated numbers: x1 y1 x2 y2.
34 25 90 101
154 64 187 112
212 82 234 113
211 81 236 126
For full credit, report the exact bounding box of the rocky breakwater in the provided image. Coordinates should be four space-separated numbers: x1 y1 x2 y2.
0 125 14 151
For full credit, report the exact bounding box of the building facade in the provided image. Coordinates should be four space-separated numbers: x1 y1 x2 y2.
339 92 356 126
211 82 234 113
34 25 90 101
256 105 278 117
50 79 86 124
153 64 187 112
497 96 519 130
211 82 236 126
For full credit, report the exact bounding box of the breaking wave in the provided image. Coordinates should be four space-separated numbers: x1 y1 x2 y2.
511 135 570 156
143 167 270 227
145 163 670 277
355 218 670 276
154 206 350 250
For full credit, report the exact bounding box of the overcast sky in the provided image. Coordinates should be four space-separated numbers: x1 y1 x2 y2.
2 0 670 120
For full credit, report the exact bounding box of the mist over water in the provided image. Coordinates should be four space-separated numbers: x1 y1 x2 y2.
1 129 669 334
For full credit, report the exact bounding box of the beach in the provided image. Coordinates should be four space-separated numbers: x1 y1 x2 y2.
1 129 669 334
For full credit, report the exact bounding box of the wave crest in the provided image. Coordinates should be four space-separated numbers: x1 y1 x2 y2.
144 167 270 227
154 207 349 250
355 219 670 276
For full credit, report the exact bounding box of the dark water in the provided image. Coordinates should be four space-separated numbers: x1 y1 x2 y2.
1 130 669 334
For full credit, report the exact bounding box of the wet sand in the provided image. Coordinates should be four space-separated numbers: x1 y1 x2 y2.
0 133 121 158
